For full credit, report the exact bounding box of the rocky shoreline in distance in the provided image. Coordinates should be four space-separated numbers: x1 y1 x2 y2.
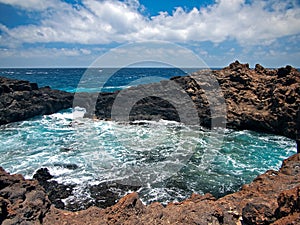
0 154 299 224
0 61 299 224
1 61 299 142
0 76 73 125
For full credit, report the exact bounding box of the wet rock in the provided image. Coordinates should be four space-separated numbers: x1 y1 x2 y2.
40 153 300 224
53 163 79 170
33 168 141 211
33 168 53 183
33 168 74 210
89 182 141 209
1 153 299 224
87 61 300 141
0 76 73 125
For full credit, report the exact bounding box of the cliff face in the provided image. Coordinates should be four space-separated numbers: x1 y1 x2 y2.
92 61 300 140
0 154 299 225
1 61 299 140
0 77 73 125
215 61 299 140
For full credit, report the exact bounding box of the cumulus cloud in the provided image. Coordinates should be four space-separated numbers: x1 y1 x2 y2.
0 0 300 46
0 0 65 11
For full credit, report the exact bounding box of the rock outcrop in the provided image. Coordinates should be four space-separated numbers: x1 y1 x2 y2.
0 77 73 125
0 167 51 224
33 168 140 211
1 61 299 141
0 153 299 224
84 61 300 141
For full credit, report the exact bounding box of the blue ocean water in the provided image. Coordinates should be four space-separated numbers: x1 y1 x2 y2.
0 68 194 93
0 68 297 206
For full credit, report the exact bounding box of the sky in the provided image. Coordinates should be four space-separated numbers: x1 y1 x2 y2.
0 0 300 68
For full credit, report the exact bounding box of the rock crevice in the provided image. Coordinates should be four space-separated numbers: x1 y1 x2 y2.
0 154 299 224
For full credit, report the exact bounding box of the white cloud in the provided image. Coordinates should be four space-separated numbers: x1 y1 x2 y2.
0 0 300 46
0 47 97 59
0 0 64 11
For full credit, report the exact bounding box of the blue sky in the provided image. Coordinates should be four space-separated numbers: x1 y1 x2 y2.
0 0 300 68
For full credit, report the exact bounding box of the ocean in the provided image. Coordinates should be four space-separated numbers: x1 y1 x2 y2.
0 68 297 206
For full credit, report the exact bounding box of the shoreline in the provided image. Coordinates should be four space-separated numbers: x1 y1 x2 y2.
0 153 299 224
0 61 299 223
0 61 299 141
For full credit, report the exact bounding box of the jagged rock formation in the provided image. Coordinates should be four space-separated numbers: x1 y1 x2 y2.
0 77 73 125
33 168 140 211
1 61 299 141
0 62 299 224
0 167 51 224
88 61 300 141
0 154 299 224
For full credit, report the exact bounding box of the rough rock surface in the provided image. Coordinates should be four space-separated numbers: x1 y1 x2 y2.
0 76 73 125
1 61 299 141
83 61 300 141
0 167 51 225
33 168 140 211
1 154 299 224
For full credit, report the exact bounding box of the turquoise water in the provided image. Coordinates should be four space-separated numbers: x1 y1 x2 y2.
0 108 296 205
0 67 297 205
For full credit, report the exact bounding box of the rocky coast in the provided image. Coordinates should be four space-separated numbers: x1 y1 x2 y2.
1 61 299 141
0 76 73 125
0 154 299 224
0 61 299 224
89 61 300 142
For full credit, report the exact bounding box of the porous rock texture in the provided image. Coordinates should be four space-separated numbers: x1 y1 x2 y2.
88 61 300 141
0 77 73 125
0 154 299 224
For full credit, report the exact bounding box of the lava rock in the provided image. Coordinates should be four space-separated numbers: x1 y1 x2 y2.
0 76 73 125
85 61 300 141
0 167 51 224
33 168 74 210
1 153 300 224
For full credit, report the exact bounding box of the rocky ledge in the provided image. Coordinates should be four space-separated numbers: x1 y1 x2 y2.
1 61 299 142
0 153 299 224
0 77 73 125
74 61 300 141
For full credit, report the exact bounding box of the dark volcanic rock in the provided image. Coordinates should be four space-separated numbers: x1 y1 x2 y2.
41 153 300 225
89 181 141 209
1 154 299 224
33 168 74 210
33 168 140 211
79 61 300 141
0 76 73 125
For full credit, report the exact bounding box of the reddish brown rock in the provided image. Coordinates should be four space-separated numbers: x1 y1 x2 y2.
92 61 300 141
1 153 297 224
0 167 51 224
